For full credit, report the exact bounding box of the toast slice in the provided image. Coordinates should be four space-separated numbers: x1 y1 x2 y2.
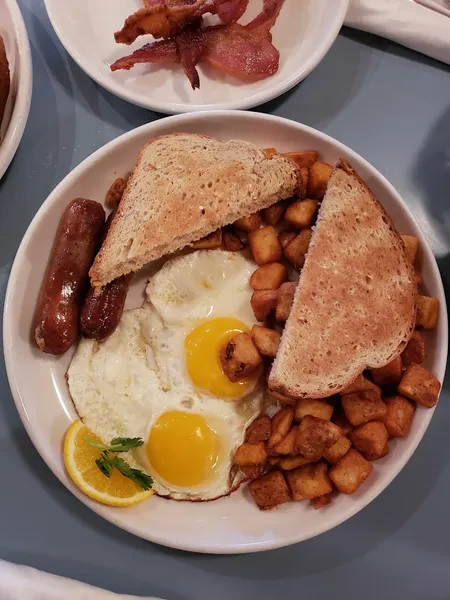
90 133 300 287
269 160 417 399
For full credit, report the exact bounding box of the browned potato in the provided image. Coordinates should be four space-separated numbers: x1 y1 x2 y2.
416 295 440 329
295 415 342 460
267 388 297 407
234 442 267 466
222 227 244 252
329 448 373 494
234 213 261 232
246 415 271 443
340 374 381 396
350 421 389 460
263 147 277 158
402 330 425 366
415 270 423 287
295 398 333 422
268 456 280 466
278 230 297 250
401 234 419 264
278 455 314 470
313 492 333 510
220 332 262 382
398 364 441 408
248 226 282 265
383 395 416 438
251 325 281 359
241 464 264 480
283 229 312 269
284 199 318 229
249 470 291 510
307 162 333 199
249 263 288 291
105 177 127 208
276 281 297 322
251 290 278 322
191 229 222 249
283 151 319 169
322 435 352 464
300 167 309 195
273 427 298 455
341 390 387 426
286 461 332 500
268 407 294 448
332 408 353 436
370 355 402 386
263 203 286 226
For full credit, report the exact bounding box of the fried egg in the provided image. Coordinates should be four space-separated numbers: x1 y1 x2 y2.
68 250 266 501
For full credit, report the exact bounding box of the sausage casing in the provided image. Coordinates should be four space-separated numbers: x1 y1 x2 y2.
33 198 105 354
79 273 132 340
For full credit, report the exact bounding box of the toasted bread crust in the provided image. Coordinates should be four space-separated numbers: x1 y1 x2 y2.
269 160 417 399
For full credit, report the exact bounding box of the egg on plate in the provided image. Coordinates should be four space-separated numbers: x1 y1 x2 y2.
68 250 268 501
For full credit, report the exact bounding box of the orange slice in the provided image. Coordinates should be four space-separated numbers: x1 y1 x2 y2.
64 420 153 507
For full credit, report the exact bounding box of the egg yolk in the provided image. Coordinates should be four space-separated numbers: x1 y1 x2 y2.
147 410 220 487
185 317 256 399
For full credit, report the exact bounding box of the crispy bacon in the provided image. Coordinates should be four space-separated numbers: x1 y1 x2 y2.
115 0 229 45
247 0 286 31
216 0 249 24
176 20 204 89
110 40 178 71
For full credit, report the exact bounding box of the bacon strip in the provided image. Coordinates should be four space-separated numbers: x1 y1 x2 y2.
216 0 249 24
247 0 286 31
176 20 204 89
110 40 178 71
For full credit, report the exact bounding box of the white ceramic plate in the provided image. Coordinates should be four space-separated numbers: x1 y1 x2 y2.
0 0 32 180
43 0 348 114
4 111 448 554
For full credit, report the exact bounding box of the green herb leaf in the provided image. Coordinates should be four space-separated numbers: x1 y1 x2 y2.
90 439 153 491
88 437 144 453
95 455 113 478
107 456 153 491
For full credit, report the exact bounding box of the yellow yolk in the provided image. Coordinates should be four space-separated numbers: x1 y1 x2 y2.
185 317 256 399
147 410 220 487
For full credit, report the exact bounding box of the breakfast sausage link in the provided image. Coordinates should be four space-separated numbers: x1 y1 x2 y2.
33 198 105 355
79 273 132 340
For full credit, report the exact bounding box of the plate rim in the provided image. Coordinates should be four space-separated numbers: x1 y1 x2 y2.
43 0 349 114
0 0 33 180
4 110 448 554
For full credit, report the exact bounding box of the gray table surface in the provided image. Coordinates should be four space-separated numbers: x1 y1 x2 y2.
1 1 450 598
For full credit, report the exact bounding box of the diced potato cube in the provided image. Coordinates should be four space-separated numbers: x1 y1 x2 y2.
340 374 381 396
307 162 333 199
350 421 389 460
283 151 319 169
241 464 264 479
268 407 294 448
220 332 262 382
300 167 309 194
383 395 416 437
283 229 312 269
322 435 352 464
332 408 353 435
278 230 297 250
249 263 288 291
248 226 282 265
295 398 333 422
398 364 441 408
191 229 222 249
275 281 297 322
273 427 298 455
263 147 277 158
234 442 267 466
251 290 278 322
246 415 271 443
295 415 342 460
249 471 291 510
313 492 333 510
278 455 314 470
402 330 425 366
251 325 281 359
341 390 387 426
329 449 373 494
370 355 402 386
268 456 280 466
222 227 244 252
415 270 423 287
401 234 419 264
234 213 261 233
416 295 440 329
284 199 318 229
105 177 127 209
286 462 332 500
263 203 286 226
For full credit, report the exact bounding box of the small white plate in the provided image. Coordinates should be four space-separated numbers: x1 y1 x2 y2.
4 111 448 554
0 0 32 180
44 0 348 114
